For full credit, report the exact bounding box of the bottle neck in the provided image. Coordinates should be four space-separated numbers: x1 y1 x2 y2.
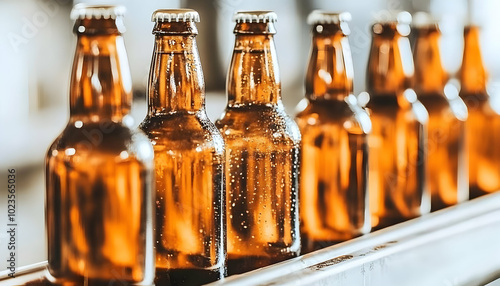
366 25 414 97
413 26 447 95
459 25 487 95
306 24 353 101
148 23 204 114
69 18 131 121
227 23 281 106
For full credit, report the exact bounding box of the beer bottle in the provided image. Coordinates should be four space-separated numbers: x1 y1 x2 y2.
412 13 468 210
366 12 430 229
215 11 301 275
45 5 154 285
139 9 226 285
459 24 500 198
296 11 371 253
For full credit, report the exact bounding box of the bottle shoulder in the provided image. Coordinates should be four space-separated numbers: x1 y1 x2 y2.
296 100 371 135
296 100 356 121
140 111 224 153
47 120 153 164
366 94 429 125
215 104 301 144
418 92 468 122
459 90 489 105
463 92 500 118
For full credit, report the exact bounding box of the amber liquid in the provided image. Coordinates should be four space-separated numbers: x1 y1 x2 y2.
297 101 369 252
45 17 154 285
411 25 468 210
141 114 225 282
297 21 370 252
216 105 300 275
217 28 301 275
367 95 428 229
459 26 500 197
463 95 500 198
141 26 226 285
366 21 429 229
46 123 154 285
418 94 466 210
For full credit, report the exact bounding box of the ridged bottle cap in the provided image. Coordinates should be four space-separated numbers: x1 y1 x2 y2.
151 9 200 23
372 10 412 24
70 4 126 20
233 11 278 23
372 11 412 36
307 11 352 25
395 11 412 24
412 12 439 28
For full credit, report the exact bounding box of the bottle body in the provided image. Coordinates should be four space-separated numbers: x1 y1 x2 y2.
140 14 226 285
141 114 225 285
296 100 370 252
45 8 154 285
216 13 301 275
412 24 467 210
464 100 500 198
367 95 428 228
217 104 300 274
417 94 467 209
366 19 429 229
296 14 370 253
459 25 500 198
46 122 154 284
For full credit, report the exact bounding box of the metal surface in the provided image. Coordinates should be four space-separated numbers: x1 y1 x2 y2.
210 193 500 286
2 194 500 285
0 261 46 285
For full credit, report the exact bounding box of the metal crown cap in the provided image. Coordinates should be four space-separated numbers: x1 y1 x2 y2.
372 10 412 25
152 9 200 23
233 11 278 23
70 4 126 20
412 12 439 28
307 11 352 25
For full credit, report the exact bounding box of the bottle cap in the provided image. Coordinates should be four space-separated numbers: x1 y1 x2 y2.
412 12 439 28
372 10 412 25
70 4 126 20
233 11 278 23
372 11 412 36
151 9 200 23
307 11 352 25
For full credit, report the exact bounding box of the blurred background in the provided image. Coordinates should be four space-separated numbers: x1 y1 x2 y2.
0 0 499 270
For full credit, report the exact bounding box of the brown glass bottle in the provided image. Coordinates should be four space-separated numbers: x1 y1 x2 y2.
139 9 226 286
215 11 301 275
366 12 430 229
45 5 154 285
295 11 371 253
459 25 500 198
412 16 468 210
